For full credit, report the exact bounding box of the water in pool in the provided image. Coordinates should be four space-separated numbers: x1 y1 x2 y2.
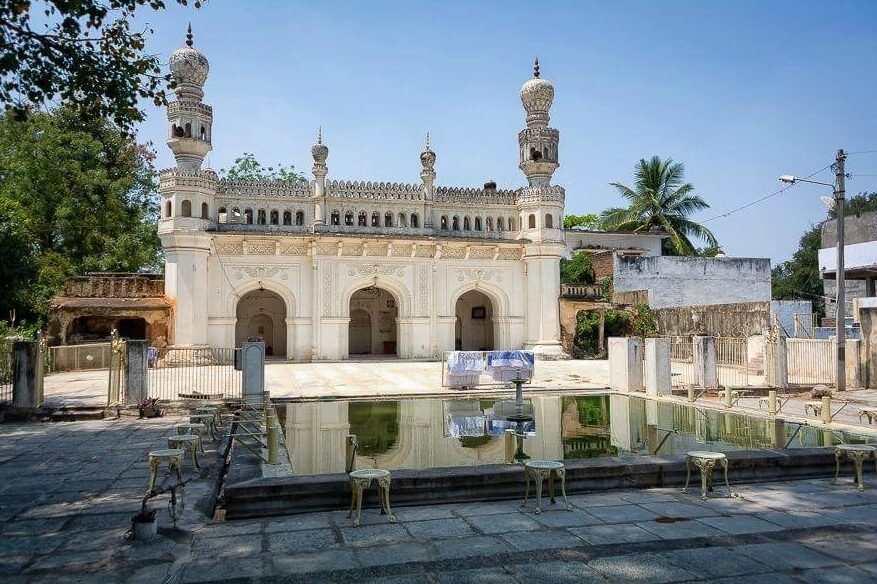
278 393 876 475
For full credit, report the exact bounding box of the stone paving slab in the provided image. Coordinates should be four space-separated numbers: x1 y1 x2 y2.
5 419 877 582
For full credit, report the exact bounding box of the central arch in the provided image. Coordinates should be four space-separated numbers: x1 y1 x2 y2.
455 290 495 351
235 289 287 357
349 286 398 356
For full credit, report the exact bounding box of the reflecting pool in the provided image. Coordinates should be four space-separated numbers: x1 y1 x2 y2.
278 394 876 476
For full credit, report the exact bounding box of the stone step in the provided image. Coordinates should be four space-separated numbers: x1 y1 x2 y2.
50 407 107 422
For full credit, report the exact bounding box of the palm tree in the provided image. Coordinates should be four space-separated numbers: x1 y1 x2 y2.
601 156 718 255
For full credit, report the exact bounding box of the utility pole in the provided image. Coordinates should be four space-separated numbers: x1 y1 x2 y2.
835 148 847 392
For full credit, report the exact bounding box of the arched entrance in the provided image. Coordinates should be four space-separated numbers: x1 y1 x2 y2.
235 289 287 357
349 287 398 356
455 290 494 351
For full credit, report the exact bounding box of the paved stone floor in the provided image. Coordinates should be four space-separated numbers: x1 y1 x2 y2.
2 416 877 582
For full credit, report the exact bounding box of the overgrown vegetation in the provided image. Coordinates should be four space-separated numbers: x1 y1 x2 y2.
573 309 629 359
559 253 595 284
220 153 307 183
0 107 162 327
0 0 201 133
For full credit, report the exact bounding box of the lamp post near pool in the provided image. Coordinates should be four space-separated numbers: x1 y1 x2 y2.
779 148 847 391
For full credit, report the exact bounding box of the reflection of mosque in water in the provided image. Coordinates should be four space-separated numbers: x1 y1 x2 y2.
280 395 874 476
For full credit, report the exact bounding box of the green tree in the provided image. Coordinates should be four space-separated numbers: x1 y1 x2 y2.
560 252 594 284
220 153 307 183
601 156 718 255
771 225 823 316
0 0 201 132
0 107 161 323
563 213 601 230
830 191 877 219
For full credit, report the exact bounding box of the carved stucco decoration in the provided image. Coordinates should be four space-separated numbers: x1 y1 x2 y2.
215 241 243 255
365 243 388 257
456 269 504 283
347 264 406 277
498 248 523 261
317 242 337 256
469 247 495 259
419 268 429 314
232 266 289 281
342 242 364 256
442 247 466 259
392 244 413 257
247 241 275 255
279 243 308 255
415 245 435 258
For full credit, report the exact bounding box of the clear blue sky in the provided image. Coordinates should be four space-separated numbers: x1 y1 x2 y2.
136 0 877 263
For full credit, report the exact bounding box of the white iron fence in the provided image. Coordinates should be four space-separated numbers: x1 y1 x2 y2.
147 346 241 401
49 343 112 372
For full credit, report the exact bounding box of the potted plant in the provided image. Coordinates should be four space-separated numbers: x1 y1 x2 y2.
138 398 163 419
131 508 157 540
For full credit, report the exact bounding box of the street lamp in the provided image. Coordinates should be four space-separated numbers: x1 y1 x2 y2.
779 149 847 392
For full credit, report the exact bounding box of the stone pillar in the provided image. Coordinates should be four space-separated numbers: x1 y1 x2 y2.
125 340 149 405
241 341 265 400
693 336 718 389
12 341 41 409
767 336 789 389
608 337 644 392
523 248 566 358
644 337 671 396
846 338 862 389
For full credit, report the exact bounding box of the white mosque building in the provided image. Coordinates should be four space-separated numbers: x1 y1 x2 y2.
158 28 567 360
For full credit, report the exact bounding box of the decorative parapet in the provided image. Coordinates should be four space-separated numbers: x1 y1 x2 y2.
218 179 313 199
63 273 165 298
158 168 219 192
326 180 422 201
435 186 517 205
167 100 213 118
516 184 565 205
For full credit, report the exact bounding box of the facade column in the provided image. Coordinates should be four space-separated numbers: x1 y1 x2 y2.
163 233 211 346
523 244 565 357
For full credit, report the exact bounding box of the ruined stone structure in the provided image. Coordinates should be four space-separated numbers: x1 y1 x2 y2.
47 273 171 345
158 30 565 360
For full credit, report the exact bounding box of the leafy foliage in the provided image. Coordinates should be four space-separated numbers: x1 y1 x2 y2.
563 213 601 230
560 253 594 284
601 156 717 256
829 191 877 219
630 303 658 337
574 309 629 358
0 0 201 133
771 225 824 316
0 107 161 324
219 152 307 183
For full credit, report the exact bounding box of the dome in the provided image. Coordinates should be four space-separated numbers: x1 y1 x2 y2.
520 59 553 126
169 25 209 99
420 148 436 168
312 142 329 163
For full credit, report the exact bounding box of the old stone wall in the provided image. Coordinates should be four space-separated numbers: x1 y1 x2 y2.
64 273 165 298
653 301 770 337
613 256 771 309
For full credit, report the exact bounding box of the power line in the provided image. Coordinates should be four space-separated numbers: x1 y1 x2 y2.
702 163 833 223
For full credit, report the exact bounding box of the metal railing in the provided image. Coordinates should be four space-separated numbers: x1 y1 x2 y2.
668 336 695 387
786 338 835 385
716 337 750 389
49 343 111 372
0 339 12 404
147 346 241 401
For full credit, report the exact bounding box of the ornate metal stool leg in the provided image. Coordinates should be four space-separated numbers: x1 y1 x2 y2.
147 456 160 493
191 440 200 471
681 456 692 493
534 471 545 514
700 460 714 501
378 476 397 522
349 478 365 527
522 468 531 507
833 448 841 485
557 467 573 511
172 455 183 482
548 470 556 504
720 458 735 497
853 453 866 491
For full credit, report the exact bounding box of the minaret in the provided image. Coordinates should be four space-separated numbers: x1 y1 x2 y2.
517 59 566 358
420 132 436 228
158 25 216 348
518 59 559 187
167 24 212 170
312 126 329 228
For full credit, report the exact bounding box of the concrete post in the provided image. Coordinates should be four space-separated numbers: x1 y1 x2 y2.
12 341 40 409
768 390 777 415
644 338 671 396
241 341 265 401
125 340 149 405
846 339 861 389
821 396 832 424
693 336 718 389
608 337 644 392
